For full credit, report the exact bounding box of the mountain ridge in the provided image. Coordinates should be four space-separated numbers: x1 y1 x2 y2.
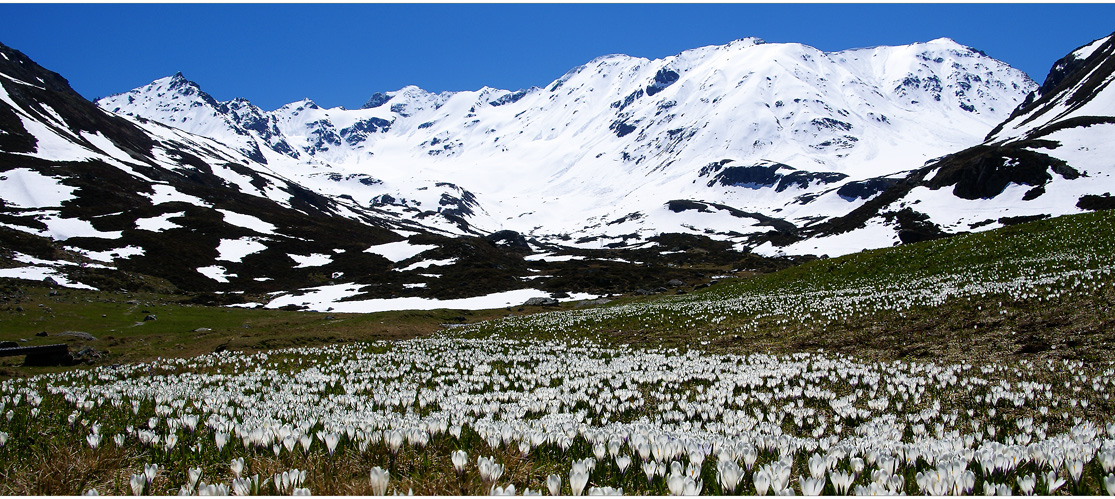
4 33 1115 313
96 37 1036 252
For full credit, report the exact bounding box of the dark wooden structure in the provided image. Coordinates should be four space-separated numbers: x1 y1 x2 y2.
0 344 70 366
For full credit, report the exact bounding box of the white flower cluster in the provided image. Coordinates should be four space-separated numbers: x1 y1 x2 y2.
2 334 1114 495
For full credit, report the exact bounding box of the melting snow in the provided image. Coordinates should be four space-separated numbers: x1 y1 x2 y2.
0 266 96 290
215 238 267 262
80 246 145 263
364 240 437 262
217 209 277 235
264 285 596 313
37 214 123 241
289 253 332 268
0 168 75 207
148 184 211 207
755 219 900 258
394 258 457 272
524 253 585 262
80 131 135 161
135 212 184 232
197 265 235 283
15 115 95 161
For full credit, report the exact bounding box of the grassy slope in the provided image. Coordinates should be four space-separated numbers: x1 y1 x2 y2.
2 209 1113 379
1 210 1114 495
461 209 1115 365
0 285 575 379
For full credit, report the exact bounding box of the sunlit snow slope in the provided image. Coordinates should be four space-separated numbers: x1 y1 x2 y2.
98 38 1036 249
779 33 1115 257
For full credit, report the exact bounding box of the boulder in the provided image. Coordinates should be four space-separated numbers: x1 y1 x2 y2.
57 331 97 341
523 297 559 307
485 230 532 252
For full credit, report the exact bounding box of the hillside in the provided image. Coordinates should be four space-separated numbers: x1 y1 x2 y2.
461 208 1115 364
2 205 1115 496
788 32 1115 255
97 38 1035 251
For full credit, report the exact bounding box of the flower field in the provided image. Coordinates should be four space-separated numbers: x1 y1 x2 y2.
2 210 1115 495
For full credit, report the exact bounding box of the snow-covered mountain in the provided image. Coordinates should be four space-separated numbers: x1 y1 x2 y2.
5 32 1115 311
780 32 1115 256
97 37 1036 249
0 40 566 304
3 39 781 307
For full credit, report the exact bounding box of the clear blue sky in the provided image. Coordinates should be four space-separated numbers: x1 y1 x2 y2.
1 4 1112 111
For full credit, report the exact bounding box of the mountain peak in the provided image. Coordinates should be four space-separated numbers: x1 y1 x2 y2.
727 37 765 48
927 37 960 45
362 91 392 109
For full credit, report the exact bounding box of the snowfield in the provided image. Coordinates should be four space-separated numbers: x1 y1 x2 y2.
95 37 1038 251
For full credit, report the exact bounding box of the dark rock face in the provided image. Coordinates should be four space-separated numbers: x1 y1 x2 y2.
361 92 392 109
1078 194 1115 211
889 208 947 244
611 89 644 112
646 68 680 96
610 119 637 138
340 118 393 146
489 89 531 107
837 178 900 201
925 145 1079 200
666 199 798 234
704 163 848 192
485 230 531 252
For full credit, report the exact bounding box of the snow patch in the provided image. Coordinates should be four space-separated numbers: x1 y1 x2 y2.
394 258 457 272
524 253 585 262
0 266 96 290
148 184 211 207
0 168 75 207
197 265 235 283
289 253 332 268
135 212 184 232
364 240 437 262
264 285 596 313
217 209 277 235
215 238 267 262
81 246 145 263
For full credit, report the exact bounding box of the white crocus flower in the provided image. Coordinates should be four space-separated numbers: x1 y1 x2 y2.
452 450 468 473
230 457 245 478
570 463 590 496
369 466 390 495
129 473 147 496
547 473 562 496
1045 472 1066 494
798 475 825 496
1104 474 1115 495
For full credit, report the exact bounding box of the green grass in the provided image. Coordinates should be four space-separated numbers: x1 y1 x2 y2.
454 209 1115 364
5 209 1115 374
2 210 1115 495
0 286 582 379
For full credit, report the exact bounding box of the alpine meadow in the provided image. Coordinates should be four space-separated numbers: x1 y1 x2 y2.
3 14 1115 496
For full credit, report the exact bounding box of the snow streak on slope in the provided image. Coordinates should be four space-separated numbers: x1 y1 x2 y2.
98 38 1036 249
789 33 1115 257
